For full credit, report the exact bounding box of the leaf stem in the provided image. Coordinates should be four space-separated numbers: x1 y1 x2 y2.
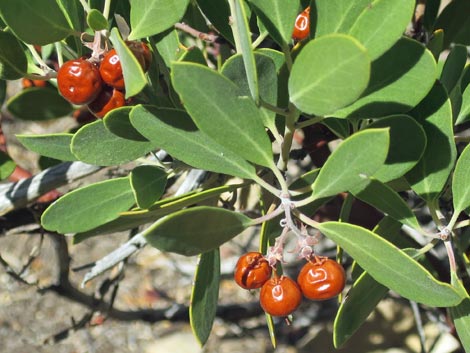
103 0 111 20
259 99 289 116
252 32 269 49
78 0 91 14
294 210 321 230
253 175 282 197
228 0 243 53
281 43 293 72
295 116 324 129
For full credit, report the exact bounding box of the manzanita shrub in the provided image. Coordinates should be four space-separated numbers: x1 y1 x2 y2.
1 0 470 349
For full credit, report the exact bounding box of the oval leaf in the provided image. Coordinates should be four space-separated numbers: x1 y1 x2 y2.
221 53 278 131
87 9 108 31
232 0 259 103
450 297 470 353
109 28 147 98
190 249 220 346
71 120 154 166
249 0 299 45
130 165 167 209
0 0 73 45
333 37 437 120
317 222 463 307
288 34 370 116
367 115 427 183
0 151 15 180
348 0 415 60
41 177 135 234
128 0 190 40
333 271 389 348
103 106 147 141
130 105 258 179
352 178 420 230
452 144 470 215
0 30 27 80
456 83 470 125
16 133 76 161
144 206 253 256
440 44 468 94
311 129 390 200
405 83 457 202
7 87 73 120
171 62 274 168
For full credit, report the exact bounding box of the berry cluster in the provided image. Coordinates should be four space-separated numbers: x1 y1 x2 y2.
292 6 310 41
57 41 151 118
234 252 346 317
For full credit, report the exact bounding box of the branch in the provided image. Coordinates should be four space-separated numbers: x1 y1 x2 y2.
0 161 101 216
81 169 208 286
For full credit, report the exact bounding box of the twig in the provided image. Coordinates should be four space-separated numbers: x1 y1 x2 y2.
410 301 427 353
174 22 219 43
81 169 208 286
0 161 101 216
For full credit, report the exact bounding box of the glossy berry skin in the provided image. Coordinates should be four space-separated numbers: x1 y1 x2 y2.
292 6 310 41
260 276 302 317
234 252 272 290
57 59 102 105
87 87 126 118
99 49 125 90
297 258 346 300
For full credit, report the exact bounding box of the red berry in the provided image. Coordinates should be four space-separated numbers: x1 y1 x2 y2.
99 49 125 90
57 58 102 105
297 257 346 300
87 87 126 118
260 276 302 317
292 6 310 41
234 252 272 290
22 78 47 88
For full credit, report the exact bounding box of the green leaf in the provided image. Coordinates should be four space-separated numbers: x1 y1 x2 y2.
196 0 234 43
221 53 278 131
333 271 389 348
440 44 468 94
333 37 437 120
352 178 420 230
248 0 300 46
426 29 444 61
232 0 259 104
434 0 470 48
171 62 274 168
103 106 147 141
311 129 389 199
0 151 15 180
131 105 257 179
179 47 207 66
423 0 440 31
452 144 470 215
0 30 27 80
41 177 135 234
7 87 72 121
288 34 370 116
73 183 247 243
450 297 470 352
317 222 463 307
347 0 415 60
105 59 141 98
321 118 350 139
0 0 73 45
128 0 190 40
71 120 154 166
405 83 457 202
109 28 147 98
130 165 167 209
87 9 108 31
190 249 220 346
456 83 470 125
144 206 253 256
155 29 182 68
314 0 414 59
367 115 427 183
16 133 76 161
